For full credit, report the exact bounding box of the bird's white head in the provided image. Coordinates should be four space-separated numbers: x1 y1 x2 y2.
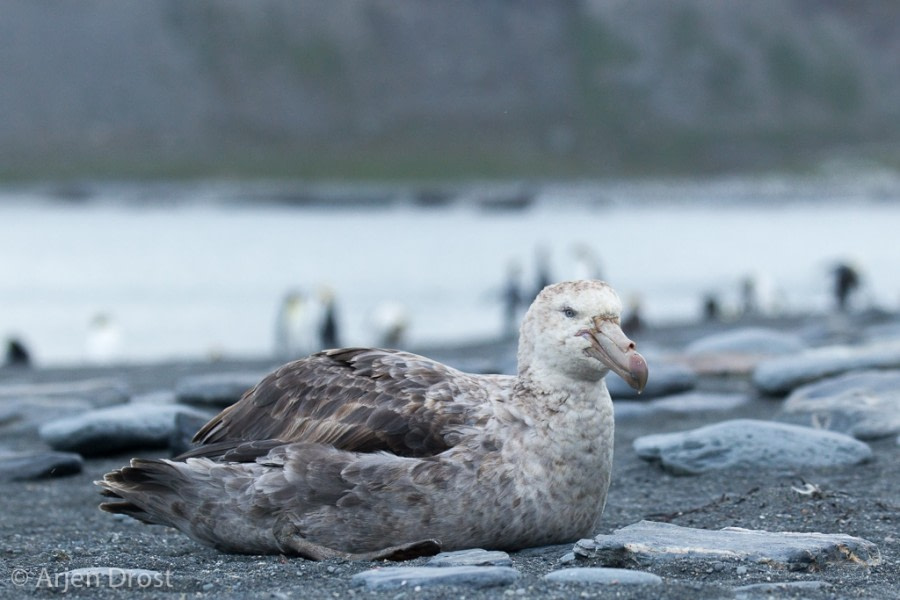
518 280 648 391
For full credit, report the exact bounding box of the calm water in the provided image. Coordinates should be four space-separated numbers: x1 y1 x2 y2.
2 174 899 365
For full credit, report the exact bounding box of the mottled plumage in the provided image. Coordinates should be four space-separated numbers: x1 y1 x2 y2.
98 280 648 560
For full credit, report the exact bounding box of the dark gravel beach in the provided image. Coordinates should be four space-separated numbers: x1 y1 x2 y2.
1 316 899 599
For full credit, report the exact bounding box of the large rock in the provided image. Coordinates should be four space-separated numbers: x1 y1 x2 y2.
574 521 881 571
351 566 518 589
684 328 806 375
0 379 131 432
752 340 900 395
175 372 263 407
0 378 129 407
616 392 750 421
633 419 872 475
608 363 696 400
39 404 211 456
0 450 83 481
779 370 900 440
686 327 806 356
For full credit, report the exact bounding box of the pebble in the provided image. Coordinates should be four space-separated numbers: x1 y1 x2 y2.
175 372 264 407
351 566 518 589
616 392 749 421
684 328 806 375
633 419 872 475
543 567 662 585
779 370 900 440
427 549 512 567
607 363 696 400
753 340 900 395
574 520 881 571
39 403 211 456
0 450 83 481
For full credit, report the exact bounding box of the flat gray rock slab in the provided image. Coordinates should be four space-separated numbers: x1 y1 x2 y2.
616 393 749 421
0 379 131 432
633 419 872 475
753 340 900 395
543 567 662 585
351 566 518 589
574 521 881 571
128 390 177 405
39 404 210 456
0 378 130 406
687 327 807 356
0 450 83 481
427 549 512 567
780 370 900 440
608 363 696 400
685 328 807 375
175 372 263 407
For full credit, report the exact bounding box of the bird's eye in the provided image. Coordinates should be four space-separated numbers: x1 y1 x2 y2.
563 307 577 318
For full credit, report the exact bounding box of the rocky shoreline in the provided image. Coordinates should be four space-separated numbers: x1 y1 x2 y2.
1 311 898 599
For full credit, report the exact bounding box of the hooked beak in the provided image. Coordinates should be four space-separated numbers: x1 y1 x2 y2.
579 317 649 393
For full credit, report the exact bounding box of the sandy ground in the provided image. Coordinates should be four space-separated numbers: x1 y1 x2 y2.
1 345 898 599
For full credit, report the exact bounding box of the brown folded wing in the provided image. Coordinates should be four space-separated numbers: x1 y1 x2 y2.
187 348 503 459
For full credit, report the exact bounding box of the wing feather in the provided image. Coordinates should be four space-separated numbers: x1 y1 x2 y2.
190 348 506 458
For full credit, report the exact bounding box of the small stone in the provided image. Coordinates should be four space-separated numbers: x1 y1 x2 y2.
607 363 696 400
39 404 211 456
558 552 576 564
0 450 83 481
574 521 881 571
427 549 512 567
753 340 900 395
175 372 265 407
633 419 872 475
779 370 900 440
351 566 518 589
543 567 662 585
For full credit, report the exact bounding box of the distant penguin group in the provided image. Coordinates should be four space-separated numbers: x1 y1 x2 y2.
275 288 341 359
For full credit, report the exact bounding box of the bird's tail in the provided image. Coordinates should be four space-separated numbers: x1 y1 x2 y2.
96 458 193 527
